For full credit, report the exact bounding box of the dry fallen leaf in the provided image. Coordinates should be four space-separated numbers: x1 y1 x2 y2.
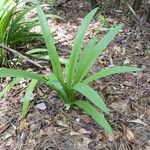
125 127 134 141
76 137 92 150
110 101 128 112
78 128 91 134
56 120 69 127
20 119 29 130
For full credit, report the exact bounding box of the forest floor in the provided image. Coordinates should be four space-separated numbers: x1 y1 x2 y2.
0 0 150 149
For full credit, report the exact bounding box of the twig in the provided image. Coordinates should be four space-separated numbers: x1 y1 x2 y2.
126 2 140 22
0 44 43 68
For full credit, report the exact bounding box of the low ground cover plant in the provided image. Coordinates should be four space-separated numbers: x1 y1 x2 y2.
0 4 142 134
0 0 42 66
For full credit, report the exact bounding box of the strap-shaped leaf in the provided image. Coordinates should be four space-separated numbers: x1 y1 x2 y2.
75 36 97 83
0 77 21 98
94 24 123 59
46 74 68 102
67 8 98 88
73 83 109 114
21 79 37 118
83 66 143 84
75 24 123 83
0 68 47 83
26 49 68 65
26 48 48 55
9 32 41 45
0 7 14 42
12 6 35 25
36 5 64 85
74 100 112 134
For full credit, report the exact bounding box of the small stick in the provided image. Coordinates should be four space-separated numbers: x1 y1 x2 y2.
126 2 140 22
0 44 43 68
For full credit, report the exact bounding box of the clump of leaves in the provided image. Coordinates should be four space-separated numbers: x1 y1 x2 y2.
0 0 62 66
0 0 41 66
0 5 142 134
0 0 41 46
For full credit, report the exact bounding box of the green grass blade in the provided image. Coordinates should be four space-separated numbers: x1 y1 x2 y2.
0 77 21 98
75 36 97 83
67 8 98 88
73 83 109 114
74 100 112 134
83 66 143 84
36 4 64 85
0 68 47 83
21 79 38 118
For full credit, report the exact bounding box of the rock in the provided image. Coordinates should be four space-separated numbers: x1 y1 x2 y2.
35 102 47 110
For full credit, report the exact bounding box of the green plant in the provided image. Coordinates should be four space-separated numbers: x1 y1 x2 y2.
0 0 40 66
25 48 68 65
0 0 62 66
0 5 142 134
0 0 40 45
98 15 110 28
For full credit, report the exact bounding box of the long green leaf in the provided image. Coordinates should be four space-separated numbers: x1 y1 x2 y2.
21 79 37 118
9 32 41 45
74 36 97 83
12 6 35 25
83 66 143 84
74 100 112 134
0 68 47 83
73 83 109 114
36 5 64 85
9 21 39 37
0 8 14 43
67 8 98 88
26 48 48 55
94 24 123 58
0 77 21 98
47 74 68 102
75 24 123 83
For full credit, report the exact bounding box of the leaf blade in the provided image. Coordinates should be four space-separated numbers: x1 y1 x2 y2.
73 83 109 114
21 79 38 118
83 66 143 84
74 100 112 134
75 36 97 83
0 77 21 98
0 68 47 83
36 5 64 85
75 24 123 83
67 8 98 88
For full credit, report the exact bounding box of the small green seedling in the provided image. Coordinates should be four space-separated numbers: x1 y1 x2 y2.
0 5 142 134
